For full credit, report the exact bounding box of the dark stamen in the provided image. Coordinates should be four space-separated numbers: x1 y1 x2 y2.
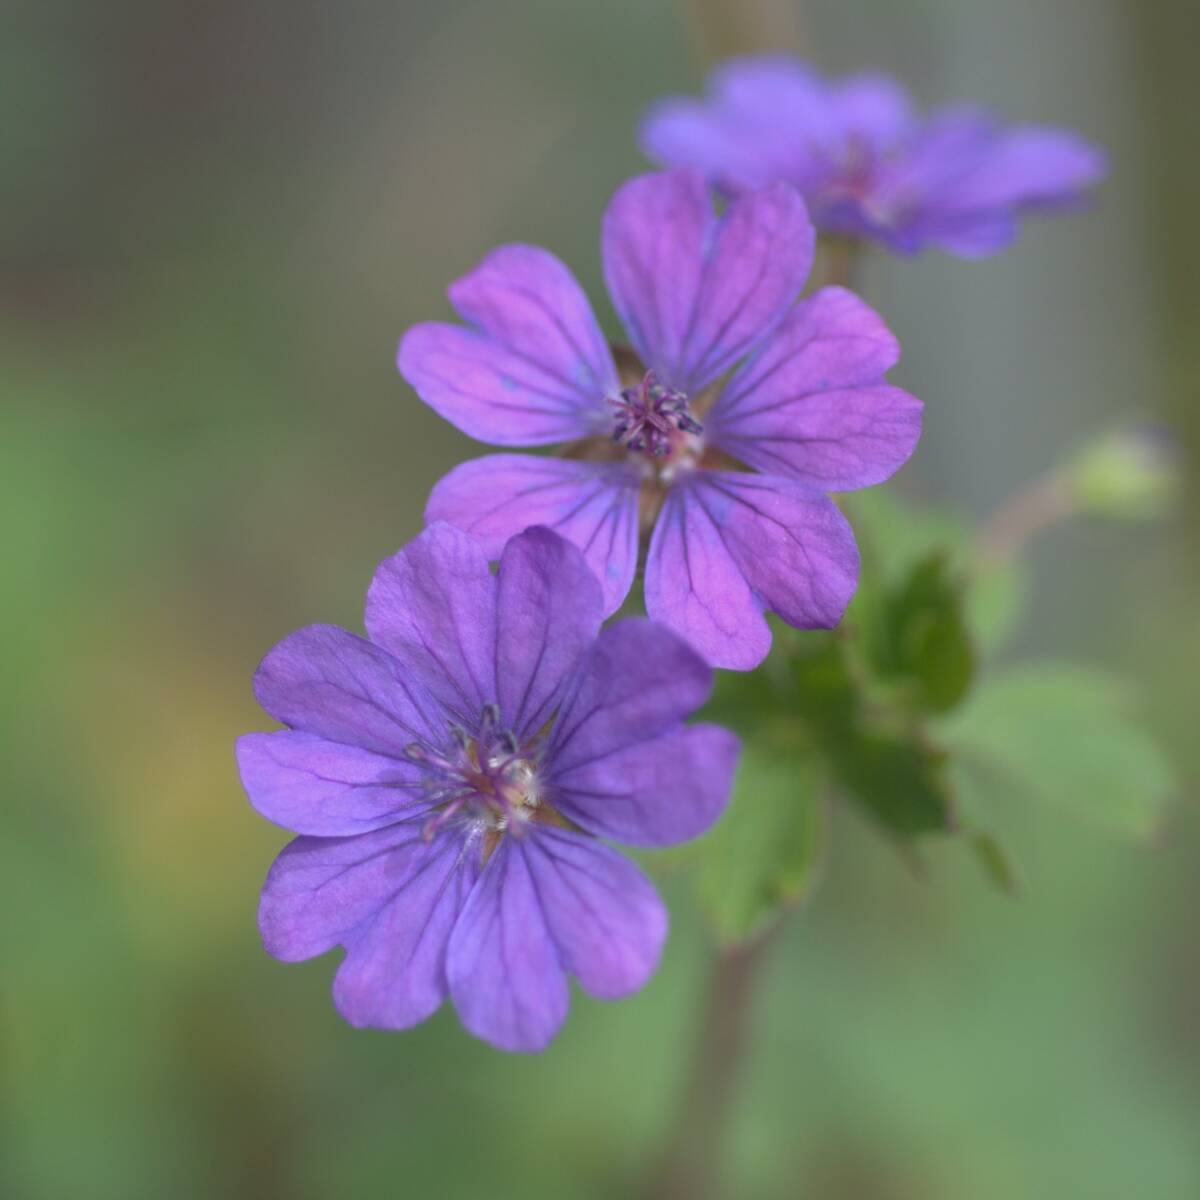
610 370 703 458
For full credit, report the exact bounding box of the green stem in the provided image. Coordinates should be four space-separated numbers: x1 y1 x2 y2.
644 927 780 1200
820 237 862 290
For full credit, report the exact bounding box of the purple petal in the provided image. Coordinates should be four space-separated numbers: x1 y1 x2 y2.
399 324 602 445
709 54 828 117
644 481 770 671
640 98 775 193
937 127 1106 212
601 170 707 390
691 471 860 628
708 56 844 177
446 839 569 1052
495 527 604 740
253 624 441 757
712 384 921 487
874 105 997 199
646 472 859 670
398 246 618 449
719 286 900 392
863 108 1017 256
682 183 816 389
257 820 429 961
832 72 915 151
707 287 922 489
601 169 814 394
550 723 739 848
426 454 641 616
642 59 913 197
521 827 667 999
875 112 1105 256
332 832 479 1031
901 212 1019 258
365 523 497 727
641 58 835 193
237 731 428 836
547 618 713 775
641 61 1103 260
448 244 618 399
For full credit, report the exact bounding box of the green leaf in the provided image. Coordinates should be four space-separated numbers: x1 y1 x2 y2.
938 665 1174 840
968 830 1021 896
696 749 829 942
704 658 793 734
867 552 976 713
964 557 1029 657
791 640 956 836
845 490 1028 660
834 728 956 836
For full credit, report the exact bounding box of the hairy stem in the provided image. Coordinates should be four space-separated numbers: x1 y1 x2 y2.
644 927 780 1200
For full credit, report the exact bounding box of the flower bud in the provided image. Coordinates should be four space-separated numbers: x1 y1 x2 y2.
1066 424 1181 520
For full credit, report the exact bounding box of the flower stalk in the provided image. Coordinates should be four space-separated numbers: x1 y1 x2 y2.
645 926 780 1200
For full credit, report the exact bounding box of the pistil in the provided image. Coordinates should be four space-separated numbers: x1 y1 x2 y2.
611 370 703 458
406 704 543 842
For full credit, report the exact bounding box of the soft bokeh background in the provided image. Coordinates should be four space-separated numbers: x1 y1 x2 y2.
3 0 1197 1196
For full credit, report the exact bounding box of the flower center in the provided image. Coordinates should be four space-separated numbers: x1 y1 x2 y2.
610 370 703 459
405 703 541 841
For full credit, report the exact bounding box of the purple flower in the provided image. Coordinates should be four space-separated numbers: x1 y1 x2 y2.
399 168 921 670
236 524 738 1052
640 56 1106 258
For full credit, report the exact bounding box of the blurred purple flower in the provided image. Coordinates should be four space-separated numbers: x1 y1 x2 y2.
237 524 737 1052
399 168 921 669
640 56 1106 258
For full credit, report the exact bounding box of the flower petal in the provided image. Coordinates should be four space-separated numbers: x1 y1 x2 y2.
644 483 770 671
495 527 604 740
332 832 479 1031
640 97 775 193
712 384 921 488
936 127 1106 213
522 827 667 999
426 454 641 616
253 624 441 757
642 58 906 195
365 523 497 727
601 169 813 393
646 472 859 670
901 212 1018 258
257 820 429 961
448 244 618 401
237 731 428 836
642 61 1103 260
446 839 569 1052
707 287 922 490
640 57 826 192
832 72 915 151
708 54 830 123
547 618 713 775
692 471 860 628
873 111 1104 257
551 723 739 848
716 286 900 396
397 245 615 447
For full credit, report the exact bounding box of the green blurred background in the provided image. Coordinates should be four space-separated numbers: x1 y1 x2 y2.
3 0 1197 1196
